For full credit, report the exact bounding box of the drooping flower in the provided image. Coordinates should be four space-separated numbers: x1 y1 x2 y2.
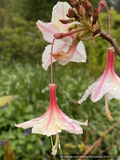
78 48 120 120
15 84 88 155
36 2 86 70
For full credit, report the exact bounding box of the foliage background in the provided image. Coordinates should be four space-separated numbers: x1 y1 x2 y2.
0 0 120 159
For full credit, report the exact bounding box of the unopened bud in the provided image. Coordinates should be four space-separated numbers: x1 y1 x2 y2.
66 8 79 20
92 9 99 26
59 19 70 24
81 0 93 17
78 5 86 18
70 0 79 8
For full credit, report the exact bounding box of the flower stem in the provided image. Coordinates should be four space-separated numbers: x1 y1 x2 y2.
54 28 86 39
103 1 111 47
51 38 56 84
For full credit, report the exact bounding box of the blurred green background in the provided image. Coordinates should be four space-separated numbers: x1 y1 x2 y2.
0 0 120 159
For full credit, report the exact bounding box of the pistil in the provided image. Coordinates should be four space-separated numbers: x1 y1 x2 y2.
51 133 61 155
105 93 113 121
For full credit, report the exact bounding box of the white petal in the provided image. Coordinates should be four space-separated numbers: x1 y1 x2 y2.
42 44 57 70
71 41 87 63
52 2 71 31
15 117 41 129
73 119 88 126
32 124 61 136
78 83 95 104
36 20 59 43
108 74 120 100
91 71 113 102
56 110 84 134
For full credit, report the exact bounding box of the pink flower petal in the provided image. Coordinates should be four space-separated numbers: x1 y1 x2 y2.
36 20 59 43
53 42 78 65
42 40 68 70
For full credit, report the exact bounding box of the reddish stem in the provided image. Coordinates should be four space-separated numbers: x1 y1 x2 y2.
103 1 111 47
54 28 86 39
51 38 55 84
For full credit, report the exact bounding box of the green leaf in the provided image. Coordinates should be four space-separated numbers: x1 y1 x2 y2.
0 95 14 107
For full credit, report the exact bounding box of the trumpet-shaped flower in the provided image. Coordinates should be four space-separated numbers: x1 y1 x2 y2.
15 84 88 155
36 2 86 70
78 48 120 120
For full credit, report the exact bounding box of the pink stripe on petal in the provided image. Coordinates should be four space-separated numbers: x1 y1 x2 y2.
43 43 67 70
36 20 59 43
56 43 67 52
93 71 108 101
76 50 82 56
37 21 55 34
57 108 76 130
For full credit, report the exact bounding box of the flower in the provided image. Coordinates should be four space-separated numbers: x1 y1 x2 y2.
23 131 28 136
36 2 86 70
2 106 6 110
0 140 6 146
15 84 88 155
78 48 120 120
41 141 45 146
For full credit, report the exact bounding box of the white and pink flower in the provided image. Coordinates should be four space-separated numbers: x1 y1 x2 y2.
36 2 86 70
78 48 120 120
15 84 87 155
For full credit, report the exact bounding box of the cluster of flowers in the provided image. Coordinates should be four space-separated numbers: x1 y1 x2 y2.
15 0 120 155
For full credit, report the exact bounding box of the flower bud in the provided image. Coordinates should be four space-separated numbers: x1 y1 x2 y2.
70 0 79 8
81 0 93 17
59 19 70 24
66 8 79 20
78 5 86 18
92 9 99 26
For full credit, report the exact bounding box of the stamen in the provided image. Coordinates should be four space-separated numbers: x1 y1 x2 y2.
50 136 53 147
51 133 61 156
105 93 113 121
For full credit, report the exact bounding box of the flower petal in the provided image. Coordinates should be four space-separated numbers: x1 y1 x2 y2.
71 41 86 63
42 44 57 70
108 74 120 100
15 117 41 129
78 83 96 104
52 2 71 31
36 20 59 43
57 111 83 134
53 42 78 65
32 123 61 137
42 40 68 70
91 71 113 102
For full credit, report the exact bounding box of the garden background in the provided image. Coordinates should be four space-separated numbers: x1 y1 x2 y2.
0 0 120 159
